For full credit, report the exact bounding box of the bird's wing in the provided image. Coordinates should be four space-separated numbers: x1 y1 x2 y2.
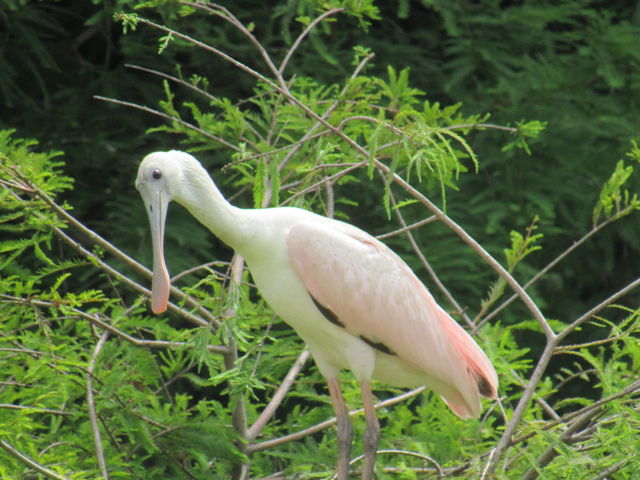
286 220 498 418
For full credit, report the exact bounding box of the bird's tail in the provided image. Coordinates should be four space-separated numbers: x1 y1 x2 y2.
436 306 499 418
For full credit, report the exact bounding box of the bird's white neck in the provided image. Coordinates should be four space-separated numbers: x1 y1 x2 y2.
173 165 253 251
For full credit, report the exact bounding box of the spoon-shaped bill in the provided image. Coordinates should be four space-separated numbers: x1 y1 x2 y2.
145 189 171 313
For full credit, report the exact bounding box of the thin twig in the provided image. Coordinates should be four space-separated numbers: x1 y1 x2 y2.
589 459 630 480
87 331 110 480
246 350 311 442
444 123 518 133
557 275 640 342
375 215 437 240
0 294 228 354
0 439 71 480
2 166 218 327
478 215 621 328
247 387 426 454
222 128 332 170
348 449 444 479
171 260 232 283
281 161 368 206
278 8 345 76
94 95 240 151
387 186 475 329
0 404 72 416
132 16 280 99
223 253 250 480
182 1 285 86
125 63 218 101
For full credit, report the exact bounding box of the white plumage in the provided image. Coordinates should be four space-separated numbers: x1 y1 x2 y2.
136 150 498 479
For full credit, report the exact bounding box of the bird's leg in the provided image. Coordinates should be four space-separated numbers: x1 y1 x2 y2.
359 380 380 480
327 377 353 480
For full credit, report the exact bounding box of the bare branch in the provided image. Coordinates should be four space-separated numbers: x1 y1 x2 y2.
87 331 110 480
348 449 444 479
0 294 229 354
375 215 437 240
1 168 220 328
386 186 475 329
171 260 233 283
182 1 285 86
557 275 640 343
0 439 71 480
278 8 345 76
486 342 556 474
94 95 240 151
247 387 426 454
0 404 72 416
246 350 311 442
478 215 622 328
125 63 218 101
223 254 250 479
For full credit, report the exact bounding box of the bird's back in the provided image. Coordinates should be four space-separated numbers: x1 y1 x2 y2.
238 207 497 418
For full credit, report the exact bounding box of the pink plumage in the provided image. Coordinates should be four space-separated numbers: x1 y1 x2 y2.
136 151 499 480
287 221 497 419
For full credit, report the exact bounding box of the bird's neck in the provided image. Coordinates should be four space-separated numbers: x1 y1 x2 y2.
176 171 252 251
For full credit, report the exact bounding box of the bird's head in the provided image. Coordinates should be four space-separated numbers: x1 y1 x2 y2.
135 150 203 314
135 150 203 200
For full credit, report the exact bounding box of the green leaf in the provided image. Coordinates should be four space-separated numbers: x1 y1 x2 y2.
592 151 640 224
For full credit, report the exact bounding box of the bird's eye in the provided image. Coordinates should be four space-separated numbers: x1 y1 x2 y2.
152 169 162 180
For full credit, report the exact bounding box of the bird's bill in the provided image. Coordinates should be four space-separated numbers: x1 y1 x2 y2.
144 189 171 314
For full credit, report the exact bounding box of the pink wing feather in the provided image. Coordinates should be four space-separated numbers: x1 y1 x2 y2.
287 220 498 418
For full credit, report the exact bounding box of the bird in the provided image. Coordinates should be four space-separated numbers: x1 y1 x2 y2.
135 150 498 480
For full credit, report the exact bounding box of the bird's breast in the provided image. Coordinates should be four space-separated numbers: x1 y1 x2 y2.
245 248 375 379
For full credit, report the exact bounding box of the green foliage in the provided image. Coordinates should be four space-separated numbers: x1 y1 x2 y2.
592 144 640 225
501 120 547 155
478 217 543 319
1 1 639 479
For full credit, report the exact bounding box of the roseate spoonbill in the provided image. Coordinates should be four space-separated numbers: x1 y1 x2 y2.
136 150 498 479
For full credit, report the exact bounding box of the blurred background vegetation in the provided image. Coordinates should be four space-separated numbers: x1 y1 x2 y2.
2 0 639 318
1 0 639 478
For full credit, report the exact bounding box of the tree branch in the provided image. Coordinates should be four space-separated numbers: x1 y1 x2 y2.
247 387 425 454
87 331 110 480
278 8 345 76
246 349 311 442
0 439 71 480
223 253 250 480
